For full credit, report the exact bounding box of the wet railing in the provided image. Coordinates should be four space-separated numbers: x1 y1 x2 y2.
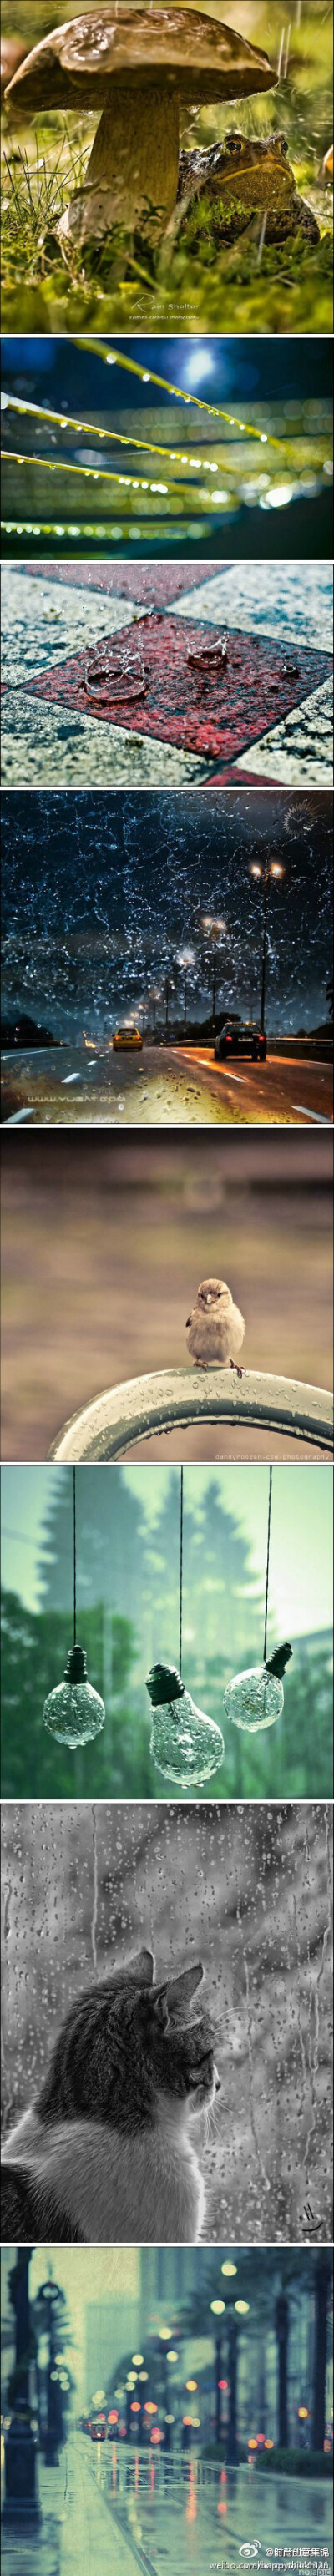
49 1368 333 1460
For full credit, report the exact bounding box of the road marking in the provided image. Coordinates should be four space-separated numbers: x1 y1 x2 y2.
220 1070 245 1083
62 1072 80 1084
4 1104 34 1123
293 1105 332 1124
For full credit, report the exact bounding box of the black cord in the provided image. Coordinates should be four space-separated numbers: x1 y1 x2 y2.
73 1467 77 1644
263 1465 272 1663
179 1466 184 1674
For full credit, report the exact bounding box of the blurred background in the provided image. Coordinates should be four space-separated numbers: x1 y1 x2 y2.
1 1131 333 1460
2 337 332 555
2 1800 332 2243
2 1460 332 1798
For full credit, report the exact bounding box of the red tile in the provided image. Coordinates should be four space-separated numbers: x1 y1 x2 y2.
25 619 331 762
21 563 220 605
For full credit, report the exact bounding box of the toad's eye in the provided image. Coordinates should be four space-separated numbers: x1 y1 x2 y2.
225 133 242 157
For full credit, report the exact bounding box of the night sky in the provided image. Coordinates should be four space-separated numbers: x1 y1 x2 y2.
2 791 332 1040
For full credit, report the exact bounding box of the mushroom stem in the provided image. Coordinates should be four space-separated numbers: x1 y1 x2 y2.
57 78 180 255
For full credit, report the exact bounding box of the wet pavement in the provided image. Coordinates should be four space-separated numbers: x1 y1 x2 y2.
66 2442 334 2575
2 564 332 791
2 1045 332 1128
2 2437 333 2574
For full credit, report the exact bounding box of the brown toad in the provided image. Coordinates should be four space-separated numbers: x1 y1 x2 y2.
177 129 320 245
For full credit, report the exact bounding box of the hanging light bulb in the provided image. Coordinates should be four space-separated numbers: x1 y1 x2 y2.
43 1471 105 1748
145 1470 224 1785
43 1643 105 1748
224 1642 292 1734
224 1470 292 1733
146 1663 224 1787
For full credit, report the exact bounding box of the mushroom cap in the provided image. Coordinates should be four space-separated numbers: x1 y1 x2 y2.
5 7 276 114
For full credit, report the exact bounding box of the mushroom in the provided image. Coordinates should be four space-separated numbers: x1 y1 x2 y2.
5 5 276 256
1 37 28 112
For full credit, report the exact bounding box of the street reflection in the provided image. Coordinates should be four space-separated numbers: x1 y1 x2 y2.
87 2439 333 2568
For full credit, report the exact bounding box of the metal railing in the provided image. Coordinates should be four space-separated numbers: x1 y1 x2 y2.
49 1369 333 1461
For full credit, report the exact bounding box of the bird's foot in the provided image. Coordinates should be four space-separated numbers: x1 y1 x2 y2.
230 1360 243 1379
194 1357 210 1369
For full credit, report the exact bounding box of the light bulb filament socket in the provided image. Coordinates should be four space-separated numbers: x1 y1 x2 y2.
146 1663 185 1708
64 1643 88 1684
266 1641 292 1678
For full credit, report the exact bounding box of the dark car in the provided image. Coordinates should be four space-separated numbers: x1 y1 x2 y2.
215 1020 267 1063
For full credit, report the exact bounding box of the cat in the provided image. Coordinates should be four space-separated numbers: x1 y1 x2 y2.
1 1948 219 2245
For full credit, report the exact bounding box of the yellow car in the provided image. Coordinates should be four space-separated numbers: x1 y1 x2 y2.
113 1024 143 1050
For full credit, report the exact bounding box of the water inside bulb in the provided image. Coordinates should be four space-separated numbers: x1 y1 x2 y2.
43 1644 105 1748
146 1661 224 1786
224 1662 284 1733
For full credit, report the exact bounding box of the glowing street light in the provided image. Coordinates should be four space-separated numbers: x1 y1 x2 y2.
200 916 229 1037
176 948 195 1035
249 859 285 1034
221 2262 237 2277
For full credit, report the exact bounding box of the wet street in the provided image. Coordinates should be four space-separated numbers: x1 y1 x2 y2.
10 2437 333 2576
87 2444 333 2572
3 2439 331 2576
2 1045 332 1128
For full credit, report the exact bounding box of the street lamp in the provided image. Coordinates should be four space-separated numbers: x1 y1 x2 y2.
3 2252 40 2526
149 985 163 1035
176 949 195 1035
210 2288 251 2461
163 974 175 1040
249 862 285 1035
200 917 228 1038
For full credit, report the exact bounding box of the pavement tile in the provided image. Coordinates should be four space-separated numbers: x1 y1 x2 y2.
1 570 137 686
1 691 205 787
233 675 334 785
20 561 213 605
22 620 331 763
2 564 332 789
172 561 333 650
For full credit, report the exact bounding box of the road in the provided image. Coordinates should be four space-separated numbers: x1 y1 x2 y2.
2 1046 332 1129
2 2439 332 2576
174 1048 333 1126
67 2442 334 2576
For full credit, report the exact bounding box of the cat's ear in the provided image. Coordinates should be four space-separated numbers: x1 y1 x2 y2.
164 1962 204 2017
134 1949 155 1986
153 1989 170 2033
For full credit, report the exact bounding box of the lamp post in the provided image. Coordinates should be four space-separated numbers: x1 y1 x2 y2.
164 974 175 1040
275 2289 289 2450
37 2282 67 2466
176 950 195 1035
149 985 163 1035
249 863 285 1035
200 918 228 1038
3 2251 40 2524
210 2280 250 2463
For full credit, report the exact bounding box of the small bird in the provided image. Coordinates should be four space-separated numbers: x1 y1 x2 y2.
185 1277 245 1374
